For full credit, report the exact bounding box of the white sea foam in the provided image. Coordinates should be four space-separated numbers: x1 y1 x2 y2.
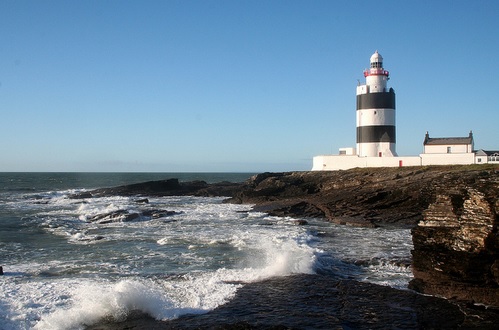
18 231 316 329
33 279 190 330
1 191 413 330
2 210 319 329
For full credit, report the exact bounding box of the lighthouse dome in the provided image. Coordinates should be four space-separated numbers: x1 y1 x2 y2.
370 50 383 63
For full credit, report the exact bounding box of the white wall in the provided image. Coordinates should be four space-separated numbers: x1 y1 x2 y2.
339 147 356 155
424 144 472 154
312 155 422 171
366 75 388 91
357 85 368 95
420 153 476 165
476 156 488 164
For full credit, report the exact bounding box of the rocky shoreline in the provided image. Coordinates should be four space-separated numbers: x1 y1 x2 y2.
76 165 499 328
228 166 499 307
88 274 499 330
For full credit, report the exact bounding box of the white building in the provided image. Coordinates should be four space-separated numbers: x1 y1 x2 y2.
420 131 475 166
475 150 499 164
312 51 494 171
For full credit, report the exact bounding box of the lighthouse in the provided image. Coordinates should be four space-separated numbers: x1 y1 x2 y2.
356 51 397 157
312 50 491 171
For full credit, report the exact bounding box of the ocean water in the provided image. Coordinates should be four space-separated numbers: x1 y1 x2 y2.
0 173 413 330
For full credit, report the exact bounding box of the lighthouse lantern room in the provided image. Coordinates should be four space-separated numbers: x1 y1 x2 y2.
356 50 397 157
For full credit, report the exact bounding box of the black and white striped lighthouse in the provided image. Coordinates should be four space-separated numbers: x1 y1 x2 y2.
356 51 397 157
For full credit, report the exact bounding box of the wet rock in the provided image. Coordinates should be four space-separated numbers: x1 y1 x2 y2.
69 192 93 199
265 201 325 218
0 266 3 275
86 274 499 329
86 210 140 223
86 209 182 224
141 209 183 219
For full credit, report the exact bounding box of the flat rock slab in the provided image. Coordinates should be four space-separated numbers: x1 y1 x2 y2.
87 274 499 329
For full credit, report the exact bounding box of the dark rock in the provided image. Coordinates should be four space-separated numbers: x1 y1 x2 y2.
86 209 182 224
141 209 183 219
69 192 93 199
69 178 243 199
86 210 140 223
265 201 325 218
135 198 149 204
86 274 499 329
122 213 141 222
0 266 3 275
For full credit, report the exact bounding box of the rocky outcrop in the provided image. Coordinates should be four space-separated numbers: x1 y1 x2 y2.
85 209 182 224
409 175 499 307
69 178 242 199
228 165 498 227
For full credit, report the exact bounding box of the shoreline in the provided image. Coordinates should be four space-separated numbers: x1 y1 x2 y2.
75 164 499 326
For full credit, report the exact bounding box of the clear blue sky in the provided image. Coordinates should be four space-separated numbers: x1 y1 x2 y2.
1 0 498 172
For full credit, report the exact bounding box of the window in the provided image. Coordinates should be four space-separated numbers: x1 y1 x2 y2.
447 147 451 153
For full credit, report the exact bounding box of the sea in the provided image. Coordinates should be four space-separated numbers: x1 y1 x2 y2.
0 172 413 329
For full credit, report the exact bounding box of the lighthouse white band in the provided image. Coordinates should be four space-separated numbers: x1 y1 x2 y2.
356 109 395 126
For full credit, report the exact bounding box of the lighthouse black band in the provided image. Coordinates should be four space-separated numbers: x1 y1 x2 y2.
357 126 396 143
356 90 396 110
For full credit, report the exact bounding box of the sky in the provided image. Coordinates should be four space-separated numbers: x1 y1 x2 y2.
1 0 498 172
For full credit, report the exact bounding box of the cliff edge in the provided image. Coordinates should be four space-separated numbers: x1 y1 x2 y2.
409 171 499 306
228 165 497 227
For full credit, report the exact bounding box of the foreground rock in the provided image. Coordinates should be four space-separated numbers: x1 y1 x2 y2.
87 274 499 329
409 173 499 307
